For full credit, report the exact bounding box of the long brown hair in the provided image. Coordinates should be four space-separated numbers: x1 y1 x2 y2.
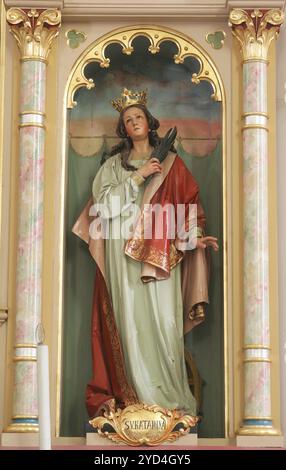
108 104 161 171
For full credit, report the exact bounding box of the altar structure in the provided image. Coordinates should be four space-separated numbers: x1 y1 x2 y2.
0 0 286 448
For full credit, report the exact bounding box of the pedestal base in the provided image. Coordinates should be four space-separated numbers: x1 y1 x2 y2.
236 435 284 448
86 432 198 447
1 432 38 447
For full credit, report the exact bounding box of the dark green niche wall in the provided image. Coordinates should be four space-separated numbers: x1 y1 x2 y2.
61 37 224 437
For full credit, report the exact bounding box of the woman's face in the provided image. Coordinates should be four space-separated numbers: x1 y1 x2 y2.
123 106 149 142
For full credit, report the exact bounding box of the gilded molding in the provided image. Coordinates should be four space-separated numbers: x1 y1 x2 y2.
238 426 281 436
13 414 38 419
243 358 271 363
19 111 45 116
242 112 269 119
13 357 37 362
244 416 272 420
6 8 61 60
7 423 39 432
229 8 284 61
242 124 269 131
67 26 223 108
18 123 45 129
21 56 48 64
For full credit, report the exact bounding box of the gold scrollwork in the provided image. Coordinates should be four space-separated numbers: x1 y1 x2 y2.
67 26 223 108
229 8 284 62
89 403 198 446
6 8 61 60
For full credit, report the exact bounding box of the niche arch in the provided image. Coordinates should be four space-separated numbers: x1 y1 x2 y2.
61 24 227 439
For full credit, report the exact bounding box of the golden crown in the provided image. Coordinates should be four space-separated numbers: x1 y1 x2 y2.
111 88 147 113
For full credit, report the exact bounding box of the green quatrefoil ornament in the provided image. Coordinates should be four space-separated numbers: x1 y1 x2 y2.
206 30 226 49
66 29 87 49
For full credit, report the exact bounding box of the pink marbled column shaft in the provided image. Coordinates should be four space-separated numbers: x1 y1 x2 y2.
244 362 271 418
20 61 46 112
12 58 47 426
243 128 269 346
13 362 38 416
243 62 267 114
16 126 45 343
241 59 272 429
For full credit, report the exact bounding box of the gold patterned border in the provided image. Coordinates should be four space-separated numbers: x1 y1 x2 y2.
66 25 223 108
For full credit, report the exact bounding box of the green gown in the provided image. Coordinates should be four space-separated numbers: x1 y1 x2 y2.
92 154 196 415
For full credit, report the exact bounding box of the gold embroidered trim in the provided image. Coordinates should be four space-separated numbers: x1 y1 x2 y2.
189 303 206 322
102 290 138 406
131 171 145 187
125 239 182 273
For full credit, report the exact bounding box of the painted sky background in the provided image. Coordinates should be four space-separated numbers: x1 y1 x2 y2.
69 38 222 157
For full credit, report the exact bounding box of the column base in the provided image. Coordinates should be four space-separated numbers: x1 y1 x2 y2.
1 432 38 447
236 434 284 448
6 422 39 433
238 423 280 436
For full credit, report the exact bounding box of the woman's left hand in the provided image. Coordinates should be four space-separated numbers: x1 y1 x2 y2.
196 236 219 251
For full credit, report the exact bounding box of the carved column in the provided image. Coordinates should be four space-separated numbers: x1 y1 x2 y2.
6 8 61 432
229 8 283 436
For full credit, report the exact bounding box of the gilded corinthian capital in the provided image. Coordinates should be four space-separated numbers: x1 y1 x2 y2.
229 8 284 62
6 8 61 61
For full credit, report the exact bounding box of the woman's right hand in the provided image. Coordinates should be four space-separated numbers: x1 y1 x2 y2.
136 158 162 179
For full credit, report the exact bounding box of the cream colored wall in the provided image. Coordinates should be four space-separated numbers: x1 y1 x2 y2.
277 23 286 439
